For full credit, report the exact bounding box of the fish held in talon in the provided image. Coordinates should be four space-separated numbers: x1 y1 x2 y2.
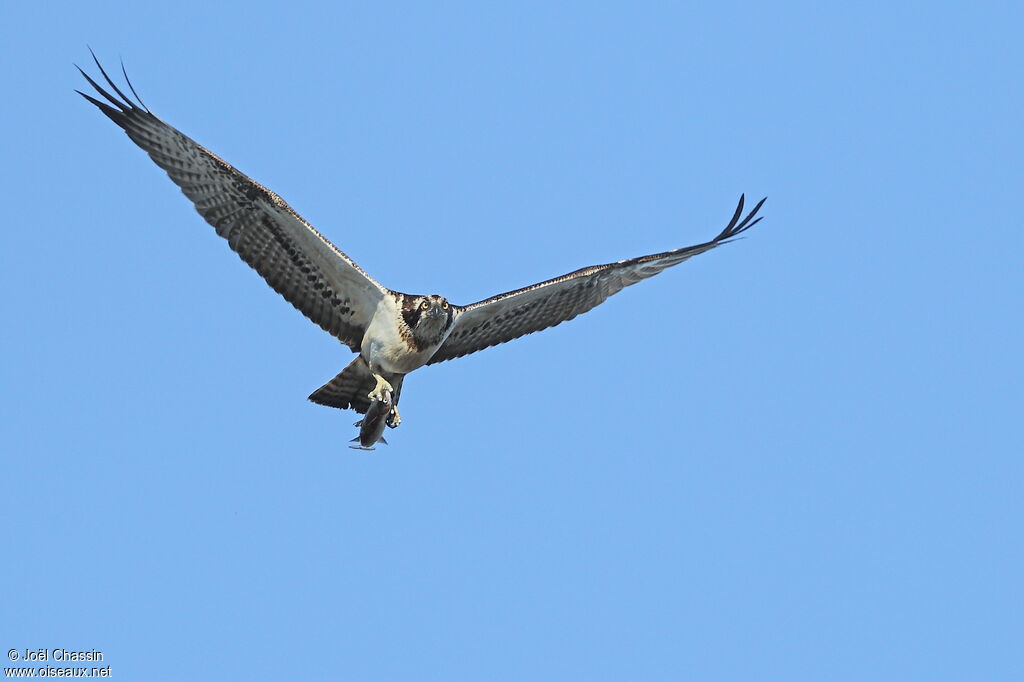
349 392 394 451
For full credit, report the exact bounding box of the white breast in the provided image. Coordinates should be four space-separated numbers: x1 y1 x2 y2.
361 296 437 374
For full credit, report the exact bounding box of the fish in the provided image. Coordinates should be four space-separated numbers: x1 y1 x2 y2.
349 391 394 451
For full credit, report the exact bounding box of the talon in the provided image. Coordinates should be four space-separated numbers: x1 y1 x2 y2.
386 406 402 428
367 374 393 403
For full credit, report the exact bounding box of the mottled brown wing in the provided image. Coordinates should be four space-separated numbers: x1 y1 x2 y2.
77 54 387 351
428 196 765 364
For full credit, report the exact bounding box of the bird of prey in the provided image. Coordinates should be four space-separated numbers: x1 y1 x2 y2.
77 53 765 441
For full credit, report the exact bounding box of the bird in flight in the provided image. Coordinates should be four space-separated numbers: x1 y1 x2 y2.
77 52 765 445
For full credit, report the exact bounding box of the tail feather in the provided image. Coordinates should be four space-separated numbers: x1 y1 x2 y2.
309 357 375 414
308 358 405 415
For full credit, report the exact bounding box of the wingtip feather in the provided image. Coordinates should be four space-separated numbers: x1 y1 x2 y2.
76 64 128 111
88 49 139 110
720 194 767 240
120 57 149 112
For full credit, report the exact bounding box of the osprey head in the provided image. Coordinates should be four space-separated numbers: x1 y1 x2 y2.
401 294 455 347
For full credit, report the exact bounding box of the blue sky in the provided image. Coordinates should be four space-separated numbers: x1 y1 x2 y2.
2 2 1021 680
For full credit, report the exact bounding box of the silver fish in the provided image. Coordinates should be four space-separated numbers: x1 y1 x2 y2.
349 391 394 450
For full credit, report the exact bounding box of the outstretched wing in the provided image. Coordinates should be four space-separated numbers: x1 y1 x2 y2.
429 195 765 364
77 53 387 351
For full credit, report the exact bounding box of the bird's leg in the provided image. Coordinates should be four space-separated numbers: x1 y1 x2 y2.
387 406 402 428
368 373 393 403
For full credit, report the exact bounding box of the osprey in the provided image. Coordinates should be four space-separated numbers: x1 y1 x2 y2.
77 54 765 439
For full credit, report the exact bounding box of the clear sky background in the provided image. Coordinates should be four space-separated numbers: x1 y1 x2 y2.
2 2 1021 680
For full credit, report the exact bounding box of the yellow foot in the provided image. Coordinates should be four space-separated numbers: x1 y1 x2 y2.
367 374 393 403
387 406 402 428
